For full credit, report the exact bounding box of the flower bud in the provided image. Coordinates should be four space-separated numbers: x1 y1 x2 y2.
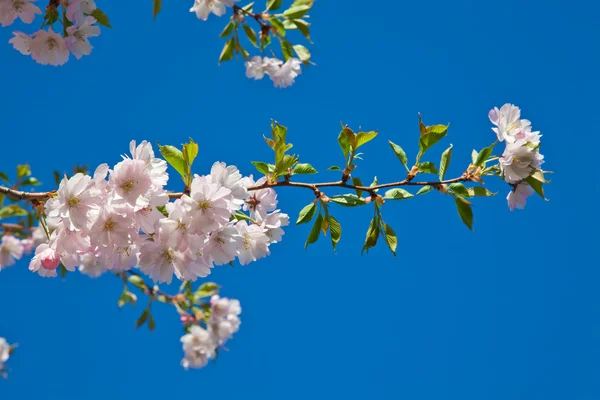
40 247 60 270
364 196 372 204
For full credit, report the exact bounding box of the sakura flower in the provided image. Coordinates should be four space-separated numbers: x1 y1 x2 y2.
203 225 242 265
46 173 97 231
489 103 540 145
89 204 135 250
158 200 193 251
127 140 169 188
0 0 41 27
181 325 216 369
499 142 544 184
78 251 107 278
0 337 11 370
181 177 234 234
235 221 270 265
243 177 277 218
244 56 267 79
30 28 69 66
66 0 96 23
101 241 140 272
189 0 239 21
110 159 153 207
0 234 23 270
29 243 58 278
507 182 535 211
269 57 302 88
138 240 188 283
209 162 247 206
65 16 100 60
209 295 241 319
208 295 241 345
8 31 31 55
256 209 289 243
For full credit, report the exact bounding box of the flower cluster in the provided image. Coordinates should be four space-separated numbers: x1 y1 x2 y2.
181 295 241 369
189 0 239 21
28 141 288 281
4 0 101 66
489 104 545 211
245 56 303 88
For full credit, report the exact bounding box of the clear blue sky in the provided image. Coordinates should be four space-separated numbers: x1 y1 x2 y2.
1 1 598 399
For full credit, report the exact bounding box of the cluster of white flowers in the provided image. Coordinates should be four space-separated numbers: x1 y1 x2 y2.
26 140 288 281
245 56 303 88
3 0 100 66
181 295 241 369
489 104 545 211
189 0 239 21
0 337 10 372
0 228 45 270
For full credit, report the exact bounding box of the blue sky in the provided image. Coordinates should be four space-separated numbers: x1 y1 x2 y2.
0 0 598 399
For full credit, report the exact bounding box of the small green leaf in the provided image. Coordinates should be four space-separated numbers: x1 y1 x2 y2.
183 138 199 167
388 141 409 171
296 202 317 225
352 177 363 197
292 19 311 40
383 188 413 200
362 216 380 254
0 172 8 183
156 205 169 217
280 38 294 61
292 44 310 64
148 315 156 331
283 5 310 19
136 309 149 328
219 38 235 63
475 142 496 167
329 194 366 207
59 264 68 278
292 163 317 174
16 164 30 179
251 161 270 176
448 183 470 198
327 166 341 171
118 291 137 308
454 196 474 231
337 127 355 159
471 149 479 164
91 8 112 27
195 282 220 299
266 0 283 10
242 25 258 47
417 161 438 175
128 275 146 290
354 131 378 150
417 117 449 162
383 223 397 257
20 177 41 186
0 205 27 219
439 144 453 180
242 2 254 12
269 17 286 36
328 215 342 250
524 176 546 199
158 144 186 180
152 0 161 19
467 187 497 197
220 21 235 38
305 213 323 249
53 170 61 185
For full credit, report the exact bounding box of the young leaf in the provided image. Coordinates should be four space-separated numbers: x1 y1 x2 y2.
296 202 317 224
383 188 413 200
279 38 294 61
293 19 311 41
328 216 342 250
293 44 310 64
383 223 398 257
0 172 8 183
136 309 149 328
417 185 433 195
417 117 449 162
329 194 366 207
362 216 380 254
467 187 497 197
158 144 186 179
20 177 41 186
220 20 235 37
195 282 221 299
292 163 317 174
524 176 546 199
354 131 378 150
305 213 323 249
439 144 452 180
337 127 355 159
251 161 270 175
183 139 198 167
16 164 30 179
269 17 286 36
91 9 112 27
242 25 258 47
0 205 27 219
148 315 156 331
156 205 169 217
152 0 162 19
448 183 470 198
454 196 474 231
352 177 363 197
327 166 341 171
388 141 409 171
219 38 235 64
283 5 310 19
417 161 438 175
475 142 496 167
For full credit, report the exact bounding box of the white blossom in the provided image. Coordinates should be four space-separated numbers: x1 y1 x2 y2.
0 337 11 371
499 141 544 184
0 0 41 27
507 182 534 211
66 0 96 23
181 325 216 369
189 0 239 21
65 16 100 60
0 234 23 270
8 30 31 55
235 221 269 265
46 173 97 231
270 57 302 88
30 28 69 66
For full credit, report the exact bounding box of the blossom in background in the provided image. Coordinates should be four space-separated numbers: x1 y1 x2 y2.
270 58 302 88
65 16 100 59
30 28 69 66
66 0 96 23
0 235 24 270
0 0 41 27
0 337 11 373
244 56 303 88
181 325 215 369
507 182 534 211
46 173 97 231
8 30 30 54
190 0 240 21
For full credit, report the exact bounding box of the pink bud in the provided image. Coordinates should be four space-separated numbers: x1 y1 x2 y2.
40 248 60 270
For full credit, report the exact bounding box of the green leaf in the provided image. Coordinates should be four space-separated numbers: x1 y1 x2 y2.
417 185 433 196
148 315 156 331
53 170 61 185
251 161 270 176
471 149 479 164
280 38 294 61
274 154 299 176
329 194 366 207
0 172 8 183
127 275 146 290
136 309 149 328
292 163 317 174
337 127 355 158
183 138 198 167
266 0 283 11
524 176 546 199
475 142 496 167
383 188 413 200
448 183 470 198
242 25 258 47
439 144 453 180
152 0 161 19
118 291 137 308
59 264 68 278
305 213 323 249
195 282 220 299
0 194 4 207
352 177 363 197
327 166 341 171
417 117 449 162
20 177 41 186
269 17 286 36
530 169 551 183
156 205 169 217
90 8 112 27
219 38 235 63
242 2 254 12
417 161 438 175
467 187 497 197
16 164 30 179
383 223 397 257
454 196 474 231
293 44 310 64
292 19 311 40
296 202 317 225
388 141 409 171
362 216 380 254
328 216 342 250
158 144 186 180
220 21 235 38
283 4 310 19
354 131 378 150
0 205 27 219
